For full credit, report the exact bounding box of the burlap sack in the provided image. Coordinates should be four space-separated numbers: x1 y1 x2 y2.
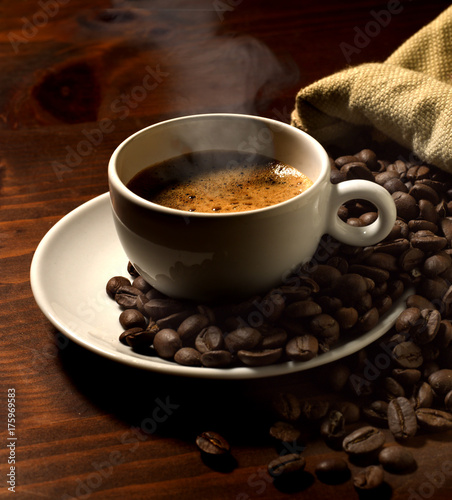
291 6 452 171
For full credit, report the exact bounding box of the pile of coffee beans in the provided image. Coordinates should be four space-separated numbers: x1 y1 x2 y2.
107 148 452 372
106 147 452 493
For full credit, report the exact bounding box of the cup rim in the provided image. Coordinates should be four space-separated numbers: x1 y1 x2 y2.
108 112 330 218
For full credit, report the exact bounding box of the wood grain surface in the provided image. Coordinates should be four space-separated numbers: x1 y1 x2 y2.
1 1 452 498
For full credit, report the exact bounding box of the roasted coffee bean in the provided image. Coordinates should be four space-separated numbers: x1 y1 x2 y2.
272 392 302 422
196 304 216 324
407 165 431 181
285 335 318 362
359 211 378 225
410 382 434 409
196 431 230 455
387 219 409 240
224 327 261 353
387 159 407 177
284 300 322 318
300 400 329 421
320 410 346 448
362 401 389 427
106 276 131 298
341 161 374 182
335 155 359 167
416 408 452 432
119 327 141 345
378 445 417 474
375 170 399 185
136 294 150 316
200 350 232 368
309 314 340 347
411 309 441 345
330 166 347 184
119 327 152 348
333 273 368 305
174 347 202 366
392 191 419 221
348 264 390 284
177 313 210 344
395 307 421 334
277 283 317 302
195 326 224 353
418 276 449 301
315 458 350 484
327 256 349 274
334 307 358 330
387 397 417 440
309 265 342 288
436 321 452 348
355 149 379 170
334 401 361 423
145 287 167 301
353 465 384 490
237 348 283 366
441 217 452 243
327 364 351 392
127 261 139 277
153 328 183 359
406 294 435 310
143 298 188 320
392 368 421 388
384 177 409 194
131 275 152 294
357 307 380 333
115 285 145 309
276 316 308 337
376 238 411 257
383 377 405 400
119 309 147 329
375 295 393 315
353 292 373 314
259 325 287 349
408 219 439 233
156 310 193 330
267 453 306 478
428 369 452 395
392 341 423 368
411 233 448 252
269 421 301 443
343 426 385 455
418 198 439 223
364 252 398 271
445 390 452 411
410 182 440 205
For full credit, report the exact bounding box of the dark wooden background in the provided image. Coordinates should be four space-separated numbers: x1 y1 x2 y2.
1 1 452 498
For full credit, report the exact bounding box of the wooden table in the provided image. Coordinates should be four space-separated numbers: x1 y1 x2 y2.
2 1 452 498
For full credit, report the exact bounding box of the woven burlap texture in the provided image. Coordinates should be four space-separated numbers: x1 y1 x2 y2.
291 6 452 171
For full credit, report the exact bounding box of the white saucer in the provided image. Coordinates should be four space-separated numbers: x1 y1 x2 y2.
30 193 410 380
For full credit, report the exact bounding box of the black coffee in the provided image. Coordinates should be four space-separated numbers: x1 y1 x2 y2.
126 150 313 213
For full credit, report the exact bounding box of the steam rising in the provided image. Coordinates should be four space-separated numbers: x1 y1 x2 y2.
97 1 300 118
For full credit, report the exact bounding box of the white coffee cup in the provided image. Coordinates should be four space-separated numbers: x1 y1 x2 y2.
108 113 396 302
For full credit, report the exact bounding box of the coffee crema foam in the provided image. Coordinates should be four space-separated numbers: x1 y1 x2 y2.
127 150 313 213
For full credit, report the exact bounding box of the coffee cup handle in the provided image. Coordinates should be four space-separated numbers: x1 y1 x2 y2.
326 179 397 247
